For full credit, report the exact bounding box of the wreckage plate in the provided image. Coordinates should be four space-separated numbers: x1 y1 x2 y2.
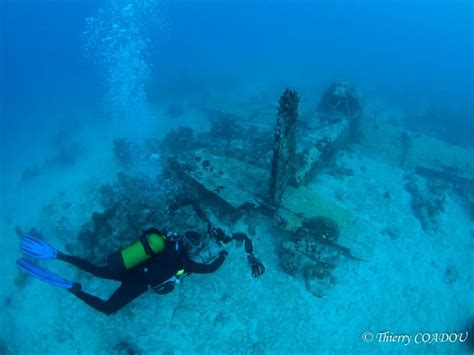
275 185 373 261
179 149 270 210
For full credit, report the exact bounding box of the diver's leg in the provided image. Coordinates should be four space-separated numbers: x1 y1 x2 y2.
58 253 121 281
69 278 148 315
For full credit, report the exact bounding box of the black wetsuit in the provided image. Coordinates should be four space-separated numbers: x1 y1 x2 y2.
58 239 226 315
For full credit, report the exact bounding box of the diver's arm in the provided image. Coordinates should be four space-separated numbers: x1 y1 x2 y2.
185 251 227 274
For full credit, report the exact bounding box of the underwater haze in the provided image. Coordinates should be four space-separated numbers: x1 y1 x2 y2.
1 0 473 354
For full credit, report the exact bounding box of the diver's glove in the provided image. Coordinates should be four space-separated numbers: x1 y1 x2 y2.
69 282 82 294
219 250 229 257
233 232 265 278
247 254 265 278
208 224 232 245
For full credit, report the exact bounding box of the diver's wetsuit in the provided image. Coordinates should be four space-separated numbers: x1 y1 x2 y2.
57 239 226 315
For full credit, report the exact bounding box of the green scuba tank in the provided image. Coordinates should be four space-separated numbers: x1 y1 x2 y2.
108 231 166 274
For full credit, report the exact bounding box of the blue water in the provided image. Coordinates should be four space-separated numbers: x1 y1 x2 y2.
1 0 473 353
3 1 472 138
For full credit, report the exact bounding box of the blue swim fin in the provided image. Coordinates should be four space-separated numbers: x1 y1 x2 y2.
20 235 58 259
16 258 72 289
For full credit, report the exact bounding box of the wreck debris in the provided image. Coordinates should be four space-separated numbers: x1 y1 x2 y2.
162 116 273 170
279 223 341 298
275 186 372 261
404 174 447 233
295 120 354 184
361 120 474 180
362 118 474 223
114 85 369 299
297 216 340 242
292 82 362 185
269 89 300 204
277 197 367 297
318 81 361 123
176 149 269 211
360 100 474 220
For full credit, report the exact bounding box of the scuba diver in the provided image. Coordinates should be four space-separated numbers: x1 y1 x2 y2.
16 225 265 315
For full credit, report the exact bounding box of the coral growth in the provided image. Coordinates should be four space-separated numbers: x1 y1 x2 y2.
298 216 340 242
279 242 302 276
75 170 214 260
76 172 170 258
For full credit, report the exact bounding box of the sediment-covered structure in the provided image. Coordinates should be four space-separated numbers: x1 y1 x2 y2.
56 80 474 298
269 89 299 205
155 83 366 295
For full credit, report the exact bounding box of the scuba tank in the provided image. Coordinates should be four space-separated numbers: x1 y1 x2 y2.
108 229 166 275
